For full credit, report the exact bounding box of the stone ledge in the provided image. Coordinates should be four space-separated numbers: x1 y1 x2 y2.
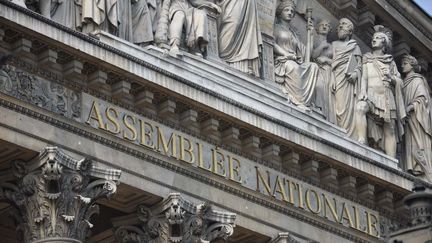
0 1 421 188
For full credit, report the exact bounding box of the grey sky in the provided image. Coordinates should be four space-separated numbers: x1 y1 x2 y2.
414 0 432 16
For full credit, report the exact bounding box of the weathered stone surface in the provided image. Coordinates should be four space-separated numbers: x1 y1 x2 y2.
0 147 121 243
113 193 236 243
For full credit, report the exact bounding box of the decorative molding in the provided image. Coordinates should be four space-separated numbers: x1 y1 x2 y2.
113 193 236 243
0 0 414 179
1 57 408 214
0 146 121 243
0 63 80 120
0 97 392 242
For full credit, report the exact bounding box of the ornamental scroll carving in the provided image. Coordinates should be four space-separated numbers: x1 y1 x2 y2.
0 147 121 243
114 193 236 243
0 62 81 120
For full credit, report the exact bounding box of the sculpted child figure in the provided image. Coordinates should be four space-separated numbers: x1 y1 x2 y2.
273 0 319 110
356 25 406 157
331 18 362 138
401 55 432 179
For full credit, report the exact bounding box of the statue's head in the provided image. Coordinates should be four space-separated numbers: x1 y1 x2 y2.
401 55 421 73
316 19 332 35
372 25 393 53
337 18 354 40
276 0 296 22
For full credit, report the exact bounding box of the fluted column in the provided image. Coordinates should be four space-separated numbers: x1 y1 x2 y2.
0 147 121 243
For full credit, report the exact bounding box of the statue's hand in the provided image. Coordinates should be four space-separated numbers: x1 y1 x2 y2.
206 3 221 14
346 72 358 84
316 56 332 65
359 91 368 101
406 104 414 114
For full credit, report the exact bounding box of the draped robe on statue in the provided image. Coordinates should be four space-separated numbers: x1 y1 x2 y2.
51 0 81 30
131 0 160 44
362 53 406 148
169 0 209 48
331 39 361 137
81 0 118 34
313 36 333 122
117 0 132 41
218 0 262 77
403 72 432 176
274 24 319 107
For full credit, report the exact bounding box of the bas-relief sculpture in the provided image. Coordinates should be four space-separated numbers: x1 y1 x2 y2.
273 0 319 110
401 55 432 180
217 0 262 77
356 25 406 158
331 18 362 138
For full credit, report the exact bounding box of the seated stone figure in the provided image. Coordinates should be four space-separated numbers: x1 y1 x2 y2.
356 25 406 157
167 0 220 56
273 0 319 110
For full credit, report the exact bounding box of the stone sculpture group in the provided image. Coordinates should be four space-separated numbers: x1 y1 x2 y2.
11 0 432 180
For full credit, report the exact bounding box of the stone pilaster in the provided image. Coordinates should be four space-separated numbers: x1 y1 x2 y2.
0 147 121 243
113 193 236 243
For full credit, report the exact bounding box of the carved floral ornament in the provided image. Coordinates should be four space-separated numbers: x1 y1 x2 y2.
113 193 236 243
0 147 121 243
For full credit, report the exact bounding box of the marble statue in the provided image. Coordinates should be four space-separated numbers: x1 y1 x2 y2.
10 0 27 8
331 18 362 138
131 0 161 46
401 55 432 178
81 0 119 35
117 1 133 41
217 0 262 77
273 0 319 110
312 19 333 122
356 25 406 157
50 0 82 30
165 0 221 56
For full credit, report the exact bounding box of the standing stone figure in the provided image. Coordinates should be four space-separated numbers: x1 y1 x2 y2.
81 0 119 35
401 55 432 178
331 18 362 137
312 19 333 122
356 25 406 157
131 0 161 46
117 1 133 41
273 0 319 110
50 0 82 30
217 0 262 77
166 0 221 56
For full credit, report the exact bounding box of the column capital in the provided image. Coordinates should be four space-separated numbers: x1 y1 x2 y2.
114 193 236 243
0 147 121 243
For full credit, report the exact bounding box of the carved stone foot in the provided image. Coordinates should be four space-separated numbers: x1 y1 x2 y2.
358 137 367 145
169 44 182 57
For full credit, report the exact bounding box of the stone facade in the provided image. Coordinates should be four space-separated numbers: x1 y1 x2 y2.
0 0 431 242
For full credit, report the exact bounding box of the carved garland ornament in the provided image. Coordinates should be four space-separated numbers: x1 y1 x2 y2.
0 147 121 243
114 193 236 243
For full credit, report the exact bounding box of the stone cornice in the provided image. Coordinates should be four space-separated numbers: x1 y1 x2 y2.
0 96 376 243
0 2 414 189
